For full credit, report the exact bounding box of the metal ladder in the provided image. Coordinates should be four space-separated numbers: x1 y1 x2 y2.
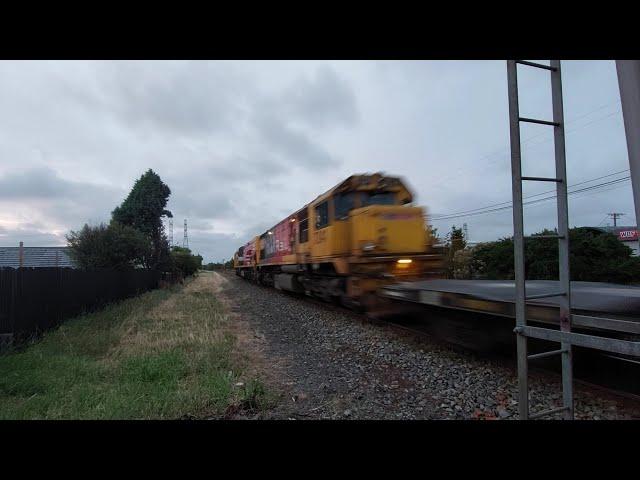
507 60 574 420
507 60 640 420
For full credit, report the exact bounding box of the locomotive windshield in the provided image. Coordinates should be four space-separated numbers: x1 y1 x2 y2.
334 190 398 219
335 192 358 219
362 191 396 206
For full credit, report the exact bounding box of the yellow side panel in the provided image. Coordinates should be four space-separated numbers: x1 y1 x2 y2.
311 225 333 259
331 220 351 256
350 205 427 255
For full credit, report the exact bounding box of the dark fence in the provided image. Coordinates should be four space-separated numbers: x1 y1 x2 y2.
0 267 160 346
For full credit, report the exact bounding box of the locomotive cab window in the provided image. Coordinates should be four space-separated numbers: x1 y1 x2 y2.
315 201 329 229
334 192 358 220
298 209 309 243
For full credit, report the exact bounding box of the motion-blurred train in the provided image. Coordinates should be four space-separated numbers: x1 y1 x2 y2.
233 173 442 310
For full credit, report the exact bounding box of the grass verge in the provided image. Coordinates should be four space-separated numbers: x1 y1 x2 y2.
0 272 271 419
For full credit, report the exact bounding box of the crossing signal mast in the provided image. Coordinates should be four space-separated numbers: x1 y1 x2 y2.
183 219 189 249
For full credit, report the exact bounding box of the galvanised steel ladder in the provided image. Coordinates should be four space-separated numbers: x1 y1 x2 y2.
507 60 575 420
506 60 640 419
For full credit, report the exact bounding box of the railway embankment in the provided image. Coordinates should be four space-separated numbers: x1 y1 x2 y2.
219 271 640 420
0 272 272 420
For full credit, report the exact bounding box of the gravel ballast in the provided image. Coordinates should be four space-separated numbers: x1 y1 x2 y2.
217 272 640 420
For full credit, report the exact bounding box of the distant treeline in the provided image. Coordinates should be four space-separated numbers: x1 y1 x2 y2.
202 259 233 271
437 226 640 284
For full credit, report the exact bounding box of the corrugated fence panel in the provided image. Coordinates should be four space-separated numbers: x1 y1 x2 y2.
0 267 160 343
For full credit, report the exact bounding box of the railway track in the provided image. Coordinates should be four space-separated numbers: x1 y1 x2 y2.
267 283 640 409
380 314 640 406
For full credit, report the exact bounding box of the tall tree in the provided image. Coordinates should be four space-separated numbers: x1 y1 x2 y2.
112 169 172 268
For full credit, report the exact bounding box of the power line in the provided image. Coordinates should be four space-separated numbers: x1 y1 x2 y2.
431 175 631 221
431 169 630 220
596 215 610 227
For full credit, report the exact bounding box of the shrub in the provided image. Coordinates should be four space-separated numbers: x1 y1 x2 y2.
471 227 640 284
169 247 203 278
66 222 152 270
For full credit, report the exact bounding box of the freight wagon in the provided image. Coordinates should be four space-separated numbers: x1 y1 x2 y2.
234 173 442 310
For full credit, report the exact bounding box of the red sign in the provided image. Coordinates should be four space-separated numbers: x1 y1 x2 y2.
618 230 638 241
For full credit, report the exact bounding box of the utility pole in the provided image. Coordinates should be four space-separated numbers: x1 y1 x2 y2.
168 218 173 247
608 212 625 227
616 61 640 254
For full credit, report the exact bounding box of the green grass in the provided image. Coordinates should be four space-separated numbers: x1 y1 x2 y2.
0 273 271 419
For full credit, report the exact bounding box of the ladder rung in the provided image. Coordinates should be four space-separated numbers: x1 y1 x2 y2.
524 234 565 239
528 348 567 360
525 291 566 300
518 117 561 127
529 406 570 420
521 176 562 183
515 60 557 71
572 314 640 335
514 326 640 356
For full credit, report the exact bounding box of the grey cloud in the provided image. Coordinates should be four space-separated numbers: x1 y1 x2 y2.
206 152 287 182
0 167 125 233
252 111 339 169
281 65 359 129
0 167 123 212
187 232 242 262
104 61 249 137
171 188 235 220
0 167 83 199
0 222 66 247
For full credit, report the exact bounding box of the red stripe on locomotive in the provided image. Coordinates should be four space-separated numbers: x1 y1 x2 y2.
261 217 296 264
240 239 257 267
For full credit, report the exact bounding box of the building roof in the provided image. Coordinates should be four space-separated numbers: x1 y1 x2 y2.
0 247 75 268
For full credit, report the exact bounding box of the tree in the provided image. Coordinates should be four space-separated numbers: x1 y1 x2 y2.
427 225 439 245
112 169 172 268
471 227 640 284
169 246 202 277
66 222 152 270
444 225 467 278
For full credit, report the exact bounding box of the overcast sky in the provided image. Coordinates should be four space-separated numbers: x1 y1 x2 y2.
0 60 635 262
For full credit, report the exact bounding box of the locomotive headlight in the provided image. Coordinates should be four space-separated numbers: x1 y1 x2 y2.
397 259 412 264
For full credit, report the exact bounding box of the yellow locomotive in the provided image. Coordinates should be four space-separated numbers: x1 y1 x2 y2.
234 173 442 310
